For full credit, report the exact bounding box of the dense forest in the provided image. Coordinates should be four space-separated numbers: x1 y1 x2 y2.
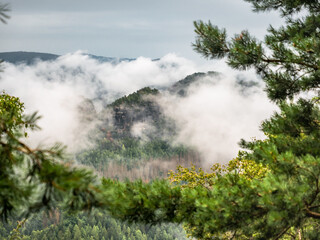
1 210 186 240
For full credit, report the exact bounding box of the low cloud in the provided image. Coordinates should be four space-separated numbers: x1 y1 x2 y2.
131 121 156 143
0 51 276 165
157 70 276 166
0 51 201 150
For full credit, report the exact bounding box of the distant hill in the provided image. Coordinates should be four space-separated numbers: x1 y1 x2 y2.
0 51 135 65
86 54 135 63
0 51 59 65
75 74 210 178
169 71 219 96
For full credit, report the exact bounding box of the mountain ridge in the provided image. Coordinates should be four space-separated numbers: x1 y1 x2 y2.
0 51 135 65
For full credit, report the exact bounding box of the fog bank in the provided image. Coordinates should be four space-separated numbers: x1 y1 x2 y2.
0 51 275 163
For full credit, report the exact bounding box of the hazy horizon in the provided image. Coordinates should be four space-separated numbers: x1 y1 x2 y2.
0 0 283 63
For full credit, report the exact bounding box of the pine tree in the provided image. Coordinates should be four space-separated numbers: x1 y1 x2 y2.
91 225 100 240
0 92 101 220
101 227 108 239
72 225 81 240
97 0 320 239
64 226 72 239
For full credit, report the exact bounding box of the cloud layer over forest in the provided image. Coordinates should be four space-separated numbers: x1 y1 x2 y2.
0 51 275 164
158 72 275 164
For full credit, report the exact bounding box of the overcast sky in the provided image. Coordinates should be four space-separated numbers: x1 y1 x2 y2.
0 0 283 62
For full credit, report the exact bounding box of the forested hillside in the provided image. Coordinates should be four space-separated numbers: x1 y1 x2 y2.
0 71 211 240
1 210 186 240
76 75 205 180
0 54 266 239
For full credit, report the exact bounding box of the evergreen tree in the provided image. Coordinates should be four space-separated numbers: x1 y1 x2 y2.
91 225 99 239
97 0 320 239
0 92 100 220
64 226 71 239
72 225 81 240
101 227 108 239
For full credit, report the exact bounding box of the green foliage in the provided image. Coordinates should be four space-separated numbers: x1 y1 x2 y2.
193 2 320 102
100 179 183 224
168 158 268 189
0 92 100 221
77 137 189 172
168 160 268 238
244 0 320 16
192 21 228 59
8 219 26 240
110 87 159 107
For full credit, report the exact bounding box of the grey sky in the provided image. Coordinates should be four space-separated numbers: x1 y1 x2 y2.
1 0 283 62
